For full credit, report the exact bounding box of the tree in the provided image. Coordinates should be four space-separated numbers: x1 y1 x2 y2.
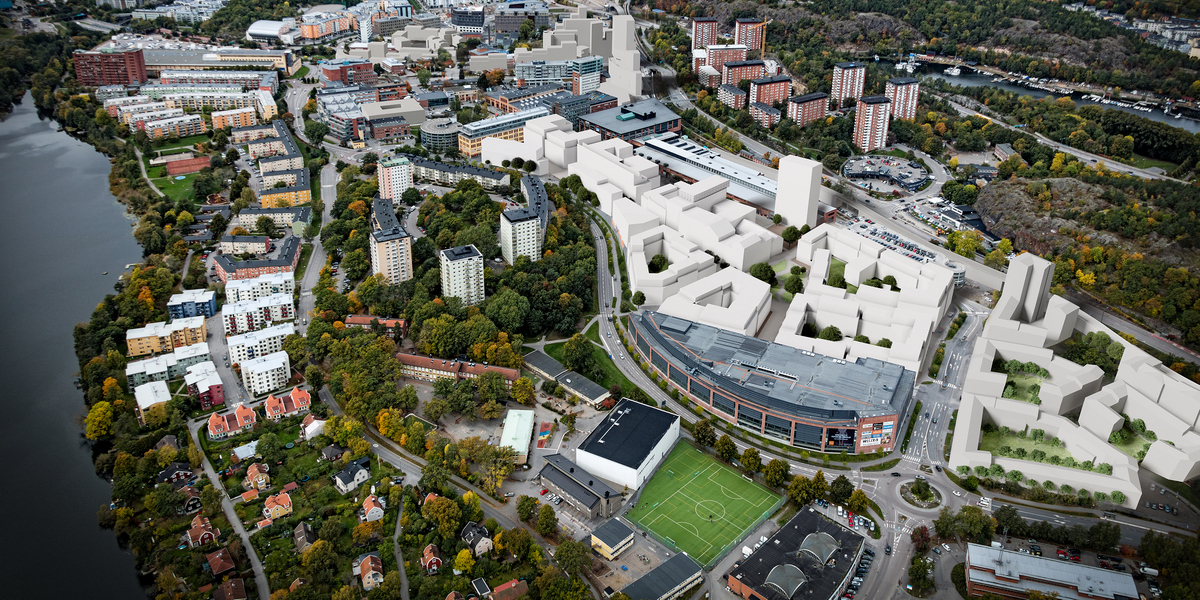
256 216 277 236
847 489 869 514
908 556 934 594
782 226 801 244
517 495 539 521
741 448 762 473
85 401 114 440
562 334 596 378
256 432 283 464
715 434 737 461
511 377 536 406
304 121 330 141
498 526 531 560
829 475 854 503
319 519 343 542
818 325 843 341
353 521 383 546
693 420 716 447
632 291 646 305
556 539 590 576
1110 490 1126 504
910 525 933 553
421 496 462 538
536 503 558 536
302 540 339 583
748 262 776 285
454 549 475 574
764 459 790 488
225 147 240 165
418 68 431 87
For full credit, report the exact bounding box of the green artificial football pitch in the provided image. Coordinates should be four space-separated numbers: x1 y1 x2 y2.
626 443 781 566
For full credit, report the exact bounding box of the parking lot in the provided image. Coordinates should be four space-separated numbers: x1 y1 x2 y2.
848 218 940 264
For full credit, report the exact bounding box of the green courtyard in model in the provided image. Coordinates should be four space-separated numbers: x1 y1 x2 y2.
627 443 781 566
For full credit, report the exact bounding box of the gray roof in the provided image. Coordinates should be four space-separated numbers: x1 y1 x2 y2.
222 235 269 243
719 84 747 96
502 207 539 223
965 543 1137 600
621 554 702 600
334 463 366 486
860 95 891 105
835 61 864 69
540 454 618 509
752 75 791 86
404 155 507 181
632 311 914 421
888 76 919 85
215 236 299 274
485 83 564 102
578 98 680 136
522 349 566 378
750 102 781 116
723 60 766 70
729 509 862 600
371 195 410 243
790 92 828 103
441 244 481 262
590 519 634 548
521 175 552 232
238 206 313 223
557 370 609 402
577 398 678 469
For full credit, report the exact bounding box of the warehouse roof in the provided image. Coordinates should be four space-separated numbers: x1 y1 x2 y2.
729 508 862 600
590 519 634 549
577 398 678 469
621 554 702 600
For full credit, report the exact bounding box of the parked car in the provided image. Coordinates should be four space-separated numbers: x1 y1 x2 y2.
933 547 942 555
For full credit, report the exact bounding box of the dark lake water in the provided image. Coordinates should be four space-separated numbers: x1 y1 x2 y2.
0 93 147 598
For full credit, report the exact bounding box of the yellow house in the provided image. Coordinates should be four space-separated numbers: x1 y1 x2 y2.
262 492 292 520
589 519 634 560
260 186 311 208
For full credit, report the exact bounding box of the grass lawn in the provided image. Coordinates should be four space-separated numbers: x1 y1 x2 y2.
584 321 601 345
291 65 309 79
295 243 314 280
1005 373 1043 404
543 339 634 395
627 442 781 566
862 457 903 472
153 134 211 152
828 258 847 286
978 430 1075 463
153 173 197 202
1130 153 1177 171
1110 428 1152 458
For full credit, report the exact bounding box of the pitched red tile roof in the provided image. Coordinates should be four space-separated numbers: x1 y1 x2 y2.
282 481 298 492
246 463 268 480
395 353 519 383
345 315 406 329
290 387 311 408
240 489 259 502
234 403 256 427
363 494 384 514
493 579 529 600
264 492 292 513
206 548 235 575
214 577 247 600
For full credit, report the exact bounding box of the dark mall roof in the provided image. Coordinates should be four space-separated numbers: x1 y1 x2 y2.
577 398 679 469
540 454 618 509
522 349 567 378
728 508 863 600
622 554 703 600
591 519 634 549
790 92 828 103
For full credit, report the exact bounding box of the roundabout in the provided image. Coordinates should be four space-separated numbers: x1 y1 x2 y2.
900 478 944 510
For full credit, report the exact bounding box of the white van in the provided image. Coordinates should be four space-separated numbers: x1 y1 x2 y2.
837 506 844 517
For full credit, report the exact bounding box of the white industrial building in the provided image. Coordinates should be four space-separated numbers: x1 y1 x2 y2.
575 398 681 490
241 351 291 397
658 268 773 337
439 245 485 305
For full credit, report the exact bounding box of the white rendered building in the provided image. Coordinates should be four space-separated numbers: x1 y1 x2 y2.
222 293 295 336
241 350 291 396
568 138 661 213
610 197 660 246
627 226 719 306
775 155 822 229
776 224 954 373
134 380 172 425
499 207 542 264
439 244 485 305
657 268 772 337
378 156 413 202
575 398 681 490
228 323 295 366
225 272 295 303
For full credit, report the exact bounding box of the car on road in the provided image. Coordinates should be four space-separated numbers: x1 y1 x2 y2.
952 490 961 497
932 547 942 555
540 489 548 495
891 472 901 477
942 544 950 552
935 465 942 471
885 545 891 555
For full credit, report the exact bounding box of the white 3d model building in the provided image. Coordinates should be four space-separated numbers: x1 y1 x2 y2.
775 155 823 229
657 267 772 337
627 225 718 306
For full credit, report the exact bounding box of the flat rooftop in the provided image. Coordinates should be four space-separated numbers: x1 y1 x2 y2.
633 312 915 421
577 398 677 469
578 98 679 135
966 543 1137 600
634 132 776 209
441 244 482 262
729 508 864 600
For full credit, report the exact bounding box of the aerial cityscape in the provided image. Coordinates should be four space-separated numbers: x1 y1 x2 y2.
2 0 1200 599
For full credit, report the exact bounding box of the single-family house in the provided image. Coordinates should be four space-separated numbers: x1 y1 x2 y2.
206 548 235 576
472 578 491 598
244 463 270 491
156 462 194 486
178 486 203 514
361 495 386 522
493 579 529 600
353 552 384 591
230 440 259 464
207 403 257 439
294 522 316 553
320 444 346 462
263 387 312 421
420 544 443 574
334 463 369 495
300 414 326 441
460 521 494 557
263 492 293 520
155 434 178 451
185 514 219 548
214 578 247 600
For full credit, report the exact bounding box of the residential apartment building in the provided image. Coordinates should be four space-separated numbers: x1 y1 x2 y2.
885 76 920 121
241 351 291 396
369 196 414 285
222 293 295 336
73 48 147 86
214 236 301 282
227 323 295 365
691 16 718 50
749 75 790 106
854 95 891 152
185 361 225 409
163 91 258 112
235 207 312 235
134 381 172 425
103 95 153 117
787 92 828 127
212 107 257 130
259 182 311 208
144 114 208 139
259 169 306 190
721 59 765 86
128 109 186 131
458 106 551 157
232 122 280 144
749 102 781 127
499 207 542 264
406 156 511 190
699 44 748 74
168 289 217 319
126 342 210 387
831 62 866 108
440 245 485 306
226 272 295 303
220 235 271 255
126 317 208 357
485 84 564 113
734 18 765 51
718 84 748 109
514 56 603 95
320 58 378 86
300 11 355 41
395 353 519 387
158 69 279 93
118 101 169 124
378 156 413 202
138 83 244 99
